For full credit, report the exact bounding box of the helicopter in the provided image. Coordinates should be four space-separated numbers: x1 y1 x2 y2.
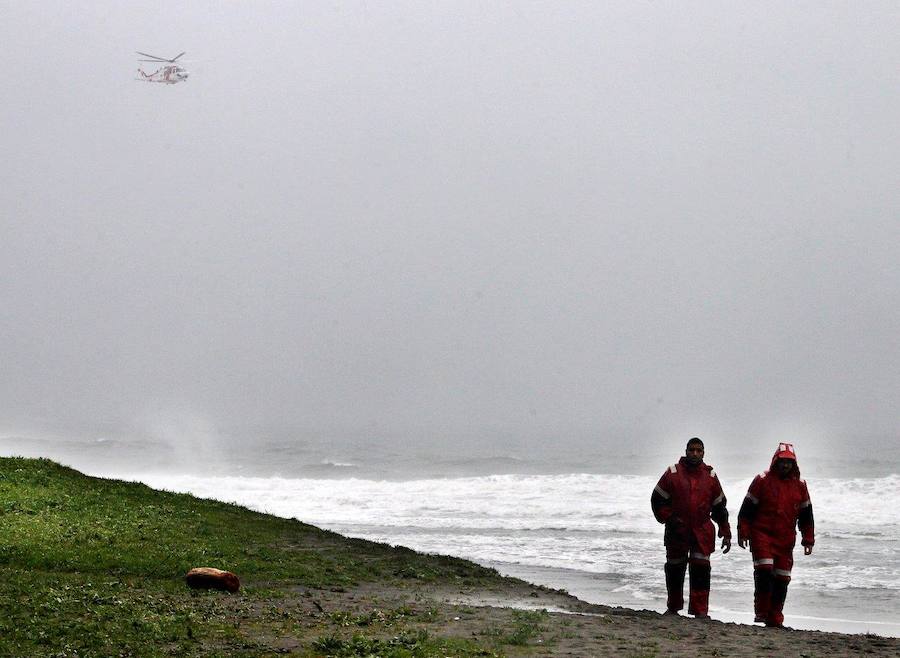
135 51 189 84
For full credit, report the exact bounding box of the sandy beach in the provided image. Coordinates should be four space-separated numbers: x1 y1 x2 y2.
258 576 900 657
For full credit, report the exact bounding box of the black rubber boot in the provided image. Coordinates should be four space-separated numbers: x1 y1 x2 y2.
665 561 687 613
753 568 774 623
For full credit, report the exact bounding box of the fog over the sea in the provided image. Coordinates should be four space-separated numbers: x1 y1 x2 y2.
2 2 898 472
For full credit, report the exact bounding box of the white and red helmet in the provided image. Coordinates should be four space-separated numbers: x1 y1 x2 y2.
768 442 802 476
774 442 797 461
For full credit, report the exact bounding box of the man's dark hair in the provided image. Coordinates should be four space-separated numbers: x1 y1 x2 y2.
686 437 704 449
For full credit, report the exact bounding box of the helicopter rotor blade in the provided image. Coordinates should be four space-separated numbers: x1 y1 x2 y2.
136 51 185 63
136 51 167 61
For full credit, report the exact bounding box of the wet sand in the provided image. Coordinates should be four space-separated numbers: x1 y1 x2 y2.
490 561 900 638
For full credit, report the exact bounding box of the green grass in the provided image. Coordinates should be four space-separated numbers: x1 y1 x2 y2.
0 457 498 586
0 457 526 657
311 629 501 658
483 609 549 647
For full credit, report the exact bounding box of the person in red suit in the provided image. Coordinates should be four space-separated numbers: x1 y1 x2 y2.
651 437 732 618
737 442 815 628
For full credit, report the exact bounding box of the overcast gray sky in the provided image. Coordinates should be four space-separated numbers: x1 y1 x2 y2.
2 1 898 456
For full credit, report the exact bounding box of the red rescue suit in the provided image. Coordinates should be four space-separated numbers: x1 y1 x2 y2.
651 457 731 616
738 443 815 627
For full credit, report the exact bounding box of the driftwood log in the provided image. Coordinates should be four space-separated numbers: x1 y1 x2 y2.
185 567 240 592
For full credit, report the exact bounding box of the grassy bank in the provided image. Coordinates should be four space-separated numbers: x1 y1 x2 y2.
0 457 546 657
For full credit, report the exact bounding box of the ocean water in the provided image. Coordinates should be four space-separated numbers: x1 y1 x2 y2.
4 434 899 636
